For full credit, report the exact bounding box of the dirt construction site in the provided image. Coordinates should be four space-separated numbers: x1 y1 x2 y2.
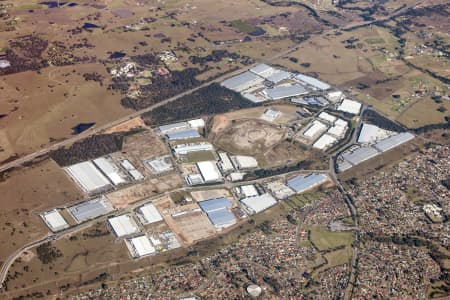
210 118 287 156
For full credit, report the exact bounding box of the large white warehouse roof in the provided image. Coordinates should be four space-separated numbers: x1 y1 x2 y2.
338 99 362 115
65 161 112 193
173 143 214 155
328 121 348 138
138 203 163 225
313 134 337 150
318 112 337 124
132 235 156 257
108 214 139 237
249 64 274 77
295 74 330 90
240 185 259 198
197 161 222 182
303 120 328 139
129 235 156 257
232 155 258 169
358 123 395 144
240 193 277 215
93 157 126 186
42 209 69 232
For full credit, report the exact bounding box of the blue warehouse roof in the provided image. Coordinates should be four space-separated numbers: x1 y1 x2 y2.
198 197 232 213
207 208 236 227
287 174 327 193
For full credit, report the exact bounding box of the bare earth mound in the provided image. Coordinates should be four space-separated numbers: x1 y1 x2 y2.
211 119 286 155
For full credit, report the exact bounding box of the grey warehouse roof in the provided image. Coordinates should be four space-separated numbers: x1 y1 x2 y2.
221 71 262 90
287 174 327 193
342 146 379 166
166 129 200 140
295 74 330 90
373 132 414 153
266 70 292 83
69 197 114 223
265 84 308 100
249 64 272 75
159 122 189 133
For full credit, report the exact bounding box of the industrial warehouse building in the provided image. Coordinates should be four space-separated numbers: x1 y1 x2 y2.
137 203 163 225
338 99 362 115
327 119 348 138
373 132 414 152
221 71 264 92
287 174 328 193
249 63 275 77
166 129 200 140
173 143 214 155
41 209 69 232
159 122 190 134
65 161 112 194
240 193 277 215
295 74 330 90
93 157 127 186
338 132 414 172
196 161 222 183
264 84 308 100
262 108 280 122
318 112 337 124
146 156 173 174
303 120 328 139
198 197 236 229
108 214 140 237
239 185 259 198
266 181 295 200
357 123 398 144
231 155 258 170
218 152 234 172
126 235 156 258
188 118 205 129
327 90 344 102
341 146 380 166
68 196 114 223
313 133 338 150
120 159 144 181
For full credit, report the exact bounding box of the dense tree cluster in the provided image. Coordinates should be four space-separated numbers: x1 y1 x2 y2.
82 72 104 85
49 134 124 166
0 35 49 75
362 109 406 132
142 83 258 126
36 242 63 265
121 67 203 110
243 160 316 181
190 50 240 65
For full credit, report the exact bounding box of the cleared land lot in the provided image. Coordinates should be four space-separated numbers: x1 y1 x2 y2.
211 119 286 156
160 204 217 246
106 174 183 209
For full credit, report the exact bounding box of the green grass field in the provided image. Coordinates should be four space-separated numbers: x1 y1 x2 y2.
231 20 259 34
185 150 217 163
309 226 354 251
